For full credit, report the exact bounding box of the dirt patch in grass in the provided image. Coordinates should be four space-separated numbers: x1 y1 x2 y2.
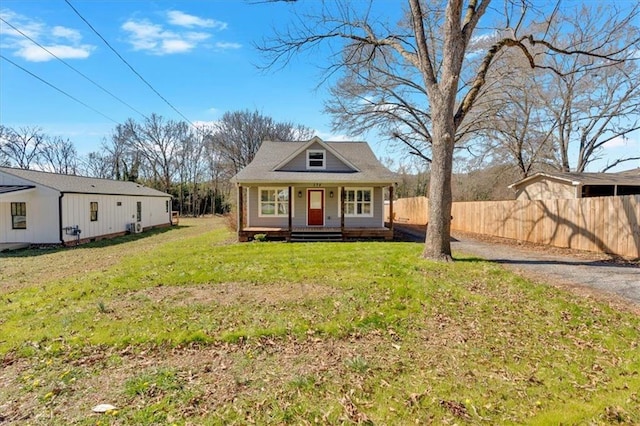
122 282 340 307
0 334 399 424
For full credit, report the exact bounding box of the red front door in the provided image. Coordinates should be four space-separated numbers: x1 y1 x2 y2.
307 189 324 226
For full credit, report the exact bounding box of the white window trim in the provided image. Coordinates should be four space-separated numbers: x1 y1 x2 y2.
258 187 294 218
306 149 326 170
340 187 374 218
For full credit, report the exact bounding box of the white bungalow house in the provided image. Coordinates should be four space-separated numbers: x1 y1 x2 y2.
231 136 397 241
0 166 172 247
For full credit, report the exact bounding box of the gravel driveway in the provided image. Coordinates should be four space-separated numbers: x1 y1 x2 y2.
395 225 640 308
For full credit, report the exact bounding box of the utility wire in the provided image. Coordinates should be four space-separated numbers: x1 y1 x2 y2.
0 53 119 124
0 16 148 120
64 0 199 129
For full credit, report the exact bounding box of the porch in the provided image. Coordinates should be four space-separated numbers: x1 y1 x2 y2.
239 226 393 242
236 184 395 242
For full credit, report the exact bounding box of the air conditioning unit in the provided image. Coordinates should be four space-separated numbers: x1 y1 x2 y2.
128 222 142 234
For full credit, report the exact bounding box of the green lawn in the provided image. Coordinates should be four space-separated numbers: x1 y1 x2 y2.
1 217 639 425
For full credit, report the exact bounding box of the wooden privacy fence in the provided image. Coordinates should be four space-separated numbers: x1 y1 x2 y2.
386 195 640 259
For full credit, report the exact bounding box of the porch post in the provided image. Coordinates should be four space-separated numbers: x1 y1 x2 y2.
288 186 292 241
237 185 244 234
341 186 345 241
389 185 394 233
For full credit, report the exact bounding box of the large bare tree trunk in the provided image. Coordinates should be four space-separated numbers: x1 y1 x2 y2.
423 98 456 260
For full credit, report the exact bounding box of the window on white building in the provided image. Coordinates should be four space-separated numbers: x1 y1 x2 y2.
90 202 98 221
11 202 26 229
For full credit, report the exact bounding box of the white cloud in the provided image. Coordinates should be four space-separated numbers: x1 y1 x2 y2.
604 135 638 149
17 43 93 62
161 38 193 54
469 32 497 46
51 26 81 42
215 41 242 50
0 9 94 62
316 131 352 142
121 20 163 51
122 19 208 54
122 10 237 55
167 10 227 30
0 10 43 40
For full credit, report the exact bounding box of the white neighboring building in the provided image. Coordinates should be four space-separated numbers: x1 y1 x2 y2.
0 167 172 246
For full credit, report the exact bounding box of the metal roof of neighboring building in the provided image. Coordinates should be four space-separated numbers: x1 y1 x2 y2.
0 167 171 197
232 139 397 184
509 169 640 189
0 185 35 195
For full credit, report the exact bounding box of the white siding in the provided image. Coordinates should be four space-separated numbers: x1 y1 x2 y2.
1 170 171 245
0 187 60 244
61 193 171 243
0 172 60 244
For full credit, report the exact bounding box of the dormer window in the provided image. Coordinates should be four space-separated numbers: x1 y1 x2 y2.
307 149 326 170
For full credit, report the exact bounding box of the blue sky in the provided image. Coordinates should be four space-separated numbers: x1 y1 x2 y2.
0 0 637 173
0 1 368 153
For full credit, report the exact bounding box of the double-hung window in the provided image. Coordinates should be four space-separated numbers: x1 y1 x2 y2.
90 202 98 221
259 188 290 217
11 202 26 229
343 188 373 217
306 150 326 170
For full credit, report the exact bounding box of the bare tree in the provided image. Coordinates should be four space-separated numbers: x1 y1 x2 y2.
38 136 79 174
176 125 210 216
463 47 558 178
80 150 113 179
205 131 235 215
544 48 640 172
0 125 45 169
211 109 315 174
259 0 640 260
0 126 10 166
103 130 142 182
117 114 186 192
475 6 640 174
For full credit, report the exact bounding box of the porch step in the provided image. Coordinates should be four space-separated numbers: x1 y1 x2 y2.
290 231 343 242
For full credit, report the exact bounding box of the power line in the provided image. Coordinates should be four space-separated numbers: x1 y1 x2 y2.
0 53 119 124
64 0 199 129
0 16 148 121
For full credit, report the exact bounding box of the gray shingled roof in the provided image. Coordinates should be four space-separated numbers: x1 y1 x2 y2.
0 185 35 195
615 168 640 177
510 169 640 188
232 140 397 184
0 167 170 197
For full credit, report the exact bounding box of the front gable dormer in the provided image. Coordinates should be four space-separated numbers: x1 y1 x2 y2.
274 137 359 173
